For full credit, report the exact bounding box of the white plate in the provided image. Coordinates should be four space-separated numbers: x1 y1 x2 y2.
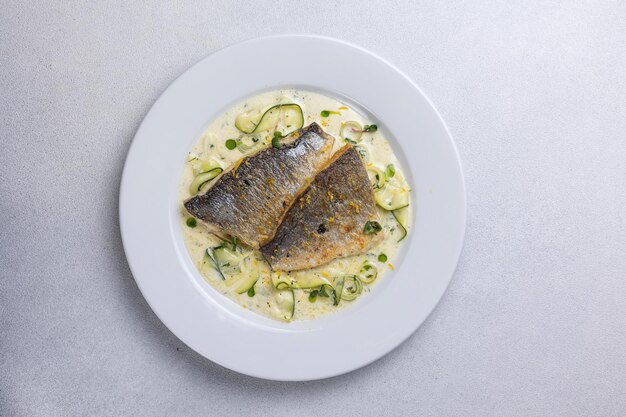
120 35 465 381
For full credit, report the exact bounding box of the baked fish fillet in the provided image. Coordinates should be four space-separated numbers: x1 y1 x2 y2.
184 123 335 249
261 145 384 271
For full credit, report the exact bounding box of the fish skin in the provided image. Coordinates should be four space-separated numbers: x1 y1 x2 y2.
184 123 335 249
260 145 384 271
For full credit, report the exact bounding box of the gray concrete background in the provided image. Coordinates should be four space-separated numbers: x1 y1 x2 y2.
1 1 625 416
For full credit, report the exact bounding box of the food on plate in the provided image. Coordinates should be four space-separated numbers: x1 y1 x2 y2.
179 89 410 322
184 123 334 249
261 145 383 271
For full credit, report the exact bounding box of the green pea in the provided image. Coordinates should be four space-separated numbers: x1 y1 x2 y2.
225 139 237 150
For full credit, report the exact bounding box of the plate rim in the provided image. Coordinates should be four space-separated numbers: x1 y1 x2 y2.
119 34 466 381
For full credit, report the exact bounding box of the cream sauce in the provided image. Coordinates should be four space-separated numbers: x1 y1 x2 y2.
179 89 410 321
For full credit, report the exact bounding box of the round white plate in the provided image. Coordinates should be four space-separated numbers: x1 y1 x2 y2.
120 35 465 381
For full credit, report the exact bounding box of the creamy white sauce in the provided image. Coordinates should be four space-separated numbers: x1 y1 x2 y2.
179 89 411 321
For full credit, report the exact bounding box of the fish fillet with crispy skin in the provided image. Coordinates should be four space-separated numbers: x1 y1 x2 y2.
261 145 383 271
184 123 335 249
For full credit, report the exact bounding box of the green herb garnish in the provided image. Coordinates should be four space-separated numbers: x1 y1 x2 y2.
378 253 388 262
308 290 318 302
247 285 255 297
186 218 197 228
385 164 395 178
363 220 382 235
318 286 330 298
320 110 340 117
363 124 378 132
344 138 358 145
271 131 284 148
225 236 238 251
331 280 342 306
206 248 225 280
225 139 237 150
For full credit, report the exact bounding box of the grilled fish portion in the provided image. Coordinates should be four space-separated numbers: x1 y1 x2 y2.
261 145 383 271
184 123 335 248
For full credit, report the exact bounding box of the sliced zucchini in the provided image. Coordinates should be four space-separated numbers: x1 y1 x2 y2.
201 248 225 280
374 181 410 210
253 106 281 133
203 240 261 292
232 273 258 294
271 283 295 322
359 261 378 284
271 272 331 289
224 254 258 292
212 245 240 265
280 104 304 132
392 206 409 242
303 275 332 289
234 110 261 133
235 104 304 135
331 277 344 306
191 158 221 175
199 159 219 172
367 166 386 189
339 121 363 143
236 136 260 154
341 275 363 301
211 245 244 277
189 167 223 195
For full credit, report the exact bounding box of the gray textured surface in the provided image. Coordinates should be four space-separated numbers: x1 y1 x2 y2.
1 1 625 416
